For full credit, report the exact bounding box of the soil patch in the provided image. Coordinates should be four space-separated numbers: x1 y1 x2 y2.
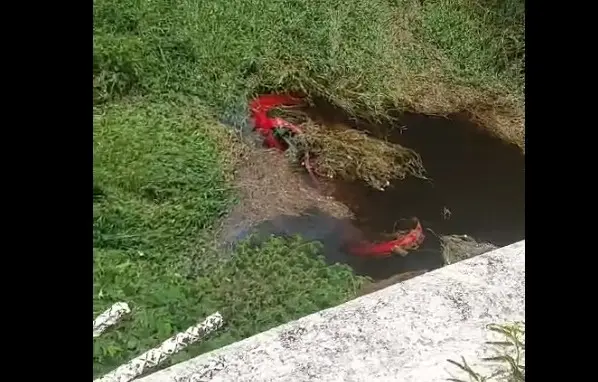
216 148 352 247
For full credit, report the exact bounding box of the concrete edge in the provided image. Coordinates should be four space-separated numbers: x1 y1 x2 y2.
138 240 525 382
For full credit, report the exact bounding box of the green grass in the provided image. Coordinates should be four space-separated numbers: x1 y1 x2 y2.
417 0 524 97
93 100 234 254
94 0 524 139
93 0 524 377
447 322 525 382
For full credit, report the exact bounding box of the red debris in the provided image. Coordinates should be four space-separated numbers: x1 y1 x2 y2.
349 219 425 258
249 94 318 183
249 94 304 151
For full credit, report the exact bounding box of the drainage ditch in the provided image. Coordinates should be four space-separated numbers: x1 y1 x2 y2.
221 96 525 286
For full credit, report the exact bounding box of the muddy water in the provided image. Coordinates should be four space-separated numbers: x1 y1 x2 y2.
225 106 524 282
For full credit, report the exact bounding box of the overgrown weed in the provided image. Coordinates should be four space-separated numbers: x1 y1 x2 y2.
447 322 525 382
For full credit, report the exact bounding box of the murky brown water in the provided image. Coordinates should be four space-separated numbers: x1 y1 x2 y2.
329 112 525 247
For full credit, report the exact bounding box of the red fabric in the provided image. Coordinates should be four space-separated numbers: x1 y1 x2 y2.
250 94 304 150
349 220 425 257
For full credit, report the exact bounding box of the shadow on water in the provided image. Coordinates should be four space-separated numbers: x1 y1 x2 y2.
231 103 525 281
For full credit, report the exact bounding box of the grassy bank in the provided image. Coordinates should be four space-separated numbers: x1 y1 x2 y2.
93 0 524 376
94 0 524 145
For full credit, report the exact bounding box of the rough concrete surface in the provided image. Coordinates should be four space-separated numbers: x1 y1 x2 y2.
138 240 525 382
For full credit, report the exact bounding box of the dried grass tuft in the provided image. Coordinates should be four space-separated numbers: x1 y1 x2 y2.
277 108 428 190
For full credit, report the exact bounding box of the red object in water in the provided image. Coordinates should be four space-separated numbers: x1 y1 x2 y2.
349 219 425 257
249 94 319 186
249 94 304 150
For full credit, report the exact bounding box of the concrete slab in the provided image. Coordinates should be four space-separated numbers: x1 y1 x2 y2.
137 240 525 382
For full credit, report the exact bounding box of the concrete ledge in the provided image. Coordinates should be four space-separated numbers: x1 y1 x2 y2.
138 240 525 382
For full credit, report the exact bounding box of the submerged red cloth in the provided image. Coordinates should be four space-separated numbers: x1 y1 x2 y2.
349 220 425 257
